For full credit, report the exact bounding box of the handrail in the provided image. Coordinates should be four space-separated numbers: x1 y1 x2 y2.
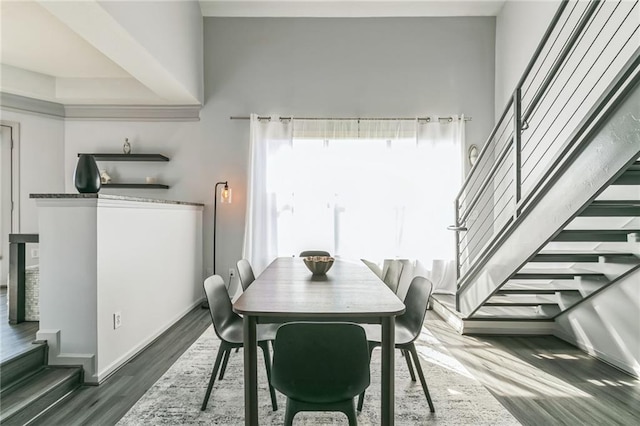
452 0 640 290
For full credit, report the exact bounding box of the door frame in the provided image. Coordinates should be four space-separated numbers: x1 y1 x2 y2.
1 120 21 233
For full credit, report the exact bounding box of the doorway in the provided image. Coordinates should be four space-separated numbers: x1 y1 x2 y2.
1 121 20 287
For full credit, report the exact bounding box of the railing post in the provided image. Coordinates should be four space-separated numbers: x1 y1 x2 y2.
454 198 461 311
513 87 522 217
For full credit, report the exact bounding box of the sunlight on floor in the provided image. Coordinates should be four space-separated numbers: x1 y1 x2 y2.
421 323 594 399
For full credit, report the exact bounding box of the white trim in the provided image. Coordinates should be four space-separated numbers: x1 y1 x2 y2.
554 328 640 378
1 92 201 121
64 105 201 122
462 320 555 335
1 93 65 119
1 120 21 233
35 329 97 381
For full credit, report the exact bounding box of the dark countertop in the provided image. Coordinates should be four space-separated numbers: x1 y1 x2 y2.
30 193 204 207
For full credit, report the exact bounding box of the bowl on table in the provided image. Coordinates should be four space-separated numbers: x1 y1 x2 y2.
303 256 335 275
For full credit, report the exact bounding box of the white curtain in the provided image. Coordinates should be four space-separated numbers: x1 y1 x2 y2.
243 115 465 290
242 114 293 275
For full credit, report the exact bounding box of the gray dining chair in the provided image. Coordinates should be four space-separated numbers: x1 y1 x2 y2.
201 275 278 412
271 322 370 425
361 258 383 279
382 259 404 294
299 250 331 257
236 259 256 291
357 276 436 413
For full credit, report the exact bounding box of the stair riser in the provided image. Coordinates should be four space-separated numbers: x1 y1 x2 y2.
0 370 81 425
0 345 47 392
579 206 640 216
553 231 639 242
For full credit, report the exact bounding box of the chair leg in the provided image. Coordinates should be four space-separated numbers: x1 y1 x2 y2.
259 341 278 412
201 342 229 411
403 348 416 381
218 348 231 380
357 342 378 412
342 398 358 426
408 343 435 413
284 398 297 426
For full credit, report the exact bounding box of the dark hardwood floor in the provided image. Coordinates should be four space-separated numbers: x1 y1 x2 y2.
4 287 637 425
425 311 640 426
30 305 210 425
0 287 39 361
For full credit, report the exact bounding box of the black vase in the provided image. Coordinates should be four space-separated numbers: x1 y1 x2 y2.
74 154 101 193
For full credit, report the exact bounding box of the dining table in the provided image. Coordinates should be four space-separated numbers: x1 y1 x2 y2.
233 257 406 425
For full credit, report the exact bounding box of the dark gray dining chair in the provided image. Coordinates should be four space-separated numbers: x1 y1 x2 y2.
299 250 331 257
201 275 278 411
271 322 370 425
357 276 435 413
236 258 256 291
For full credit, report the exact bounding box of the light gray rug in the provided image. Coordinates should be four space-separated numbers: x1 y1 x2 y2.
118 324 520 425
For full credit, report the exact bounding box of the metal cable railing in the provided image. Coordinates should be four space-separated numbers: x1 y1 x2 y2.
453 0 640 282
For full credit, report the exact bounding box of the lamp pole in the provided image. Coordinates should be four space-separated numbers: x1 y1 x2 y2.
213 181 229 275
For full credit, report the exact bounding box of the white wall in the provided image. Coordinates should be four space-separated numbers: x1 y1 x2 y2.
555 269 640 377
0 109 65 266
494 0 560 120
98 0 204 104
203 16 496 295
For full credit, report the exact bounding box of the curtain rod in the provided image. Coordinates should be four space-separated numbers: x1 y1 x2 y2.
230 115 472 122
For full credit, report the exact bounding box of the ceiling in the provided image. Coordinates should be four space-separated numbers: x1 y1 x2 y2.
0 0 505 106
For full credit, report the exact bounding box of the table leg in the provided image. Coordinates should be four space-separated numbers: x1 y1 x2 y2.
381 316 395 425
243 315 259 426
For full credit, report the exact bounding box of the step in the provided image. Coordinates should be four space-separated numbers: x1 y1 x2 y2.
553 229 640 242
473 305 561 319
531 252 637 263
0 366 83 425
513 269 606 280
613 162 640 185
579 201 640 217
497 288 583 295
0 343 47 391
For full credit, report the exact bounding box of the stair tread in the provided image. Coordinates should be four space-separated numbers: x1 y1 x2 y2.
554 229 640 242
497 289 582 294
516 268 605 275
0 367 81 420
589 200 640 206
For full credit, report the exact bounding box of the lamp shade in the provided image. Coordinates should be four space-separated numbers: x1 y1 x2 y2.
220 185 232 204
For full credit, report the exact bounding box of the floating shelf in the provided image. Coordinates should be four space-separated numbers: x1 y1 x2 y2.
102 183 169 189
78 153 170 162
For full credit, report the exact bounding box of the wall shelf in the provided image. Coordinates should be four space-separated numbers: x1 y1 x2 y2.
102 183 170 189
78 152 170 189
78 153 169 162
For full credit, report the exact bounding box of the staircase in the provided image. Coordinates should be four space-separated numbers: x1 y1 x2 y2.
0 343 83 425
438 0 640 332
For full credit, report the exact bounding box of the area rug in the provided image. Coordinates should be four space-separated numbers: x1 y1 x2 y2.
118 324 520 425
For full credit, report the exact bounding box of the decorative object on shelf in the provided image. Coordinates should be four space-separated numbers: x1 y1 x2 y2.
303 256 335 275
145 176 157 184
123 138 131 154
74 154 101 193
100 169 112 184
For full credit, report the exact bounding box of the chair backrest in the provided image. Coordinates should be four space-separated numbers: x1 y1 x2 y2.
299 250 330 257
382 259 404 294
203 275 241 342
397 276 434 344
271 322 370 404
236 259 255 291
361 258 383 279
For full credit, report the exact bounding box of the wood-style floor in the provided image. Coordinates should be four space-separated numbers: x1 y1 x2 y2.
0 287 39 361
3 289 638 425
425 312 640 426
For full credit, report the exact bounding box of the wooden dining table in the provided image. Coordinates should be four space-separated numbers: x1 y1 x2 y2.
233 257 406 425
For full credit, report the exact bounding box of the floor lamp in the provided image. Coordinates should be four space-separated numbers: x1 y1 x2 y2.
204 181 232 309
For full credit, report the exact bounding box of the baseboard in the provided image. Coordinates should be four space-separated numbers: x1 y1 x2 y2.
95 298 204 384
554 328 640 378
